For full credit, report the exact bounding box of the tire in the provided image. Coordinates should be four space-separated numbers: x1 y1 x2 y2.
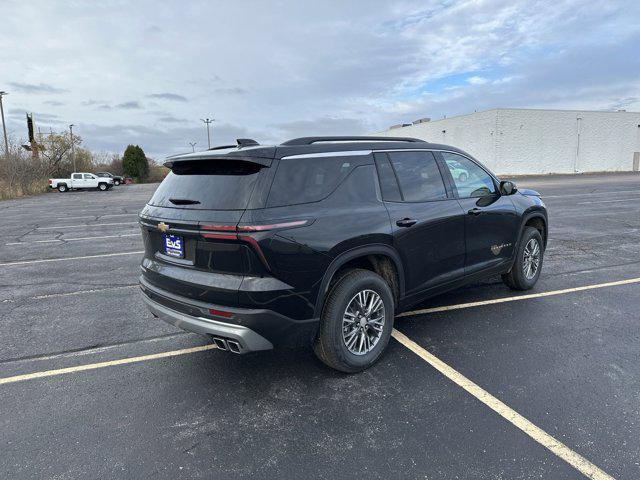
458 172 468 182
502 227 544 290
313 269 394 373
98 183 108 191
114 180 120 186
58 184 67 192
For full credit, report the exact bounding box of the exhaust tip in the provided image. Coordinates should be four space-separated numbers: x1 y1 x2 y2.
212 337 228 351
227 340 241 354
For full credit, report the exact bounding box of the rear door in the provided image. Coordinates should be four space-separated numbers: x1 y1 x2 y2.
71 173 82 188
375 151 466 298
438 152 519 274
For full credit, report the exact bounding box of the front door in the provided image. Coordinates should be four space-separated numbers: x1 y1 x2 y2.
439 152 520 274
375 151 466 297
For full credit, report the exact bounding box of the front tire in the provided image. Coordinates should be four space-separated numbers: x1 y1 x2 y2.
314 269 394 373
114 180 120 186
502 227 543 290
98 183 108 191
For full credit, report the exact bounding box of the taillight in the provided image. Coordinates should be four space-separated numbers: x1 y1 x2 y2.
199 220 311 271
48 179 52 185
200 220 309 233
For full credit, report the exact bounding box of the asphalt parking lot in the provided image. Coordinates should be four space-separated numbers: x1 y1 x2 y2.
1 173 639 479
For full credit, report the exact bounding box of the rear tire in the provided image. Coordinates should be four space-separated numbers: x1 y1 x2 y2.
58 184 67 192
98 183 108 191
313 269 394 373
502 227 543 290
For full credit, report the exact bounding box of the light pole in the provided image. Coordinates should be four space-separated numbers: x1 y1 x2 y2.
200 118 214 149
69 124 76 172
0 91 9 157
189 142 197 152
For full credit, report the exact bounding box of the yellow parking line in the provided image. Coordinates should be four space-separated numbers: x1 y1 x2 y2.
397 276 640 318
391 329 614 480
0 344 216 385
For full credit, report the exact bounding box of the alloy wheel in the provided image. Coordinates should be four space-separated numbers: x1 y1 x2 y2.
523 238 541 280
342 289 385 355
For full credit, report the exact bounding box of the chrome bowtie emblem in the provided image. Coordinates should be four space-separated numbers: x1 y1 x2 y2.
157 222 169 233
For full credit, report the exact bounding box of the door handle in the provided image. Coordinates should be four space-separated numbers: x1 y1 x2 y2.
467 207 482 216
396 218 417 227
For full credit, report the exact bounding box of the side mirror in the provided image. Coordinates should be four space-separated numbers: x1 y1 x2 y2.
500 180 517 195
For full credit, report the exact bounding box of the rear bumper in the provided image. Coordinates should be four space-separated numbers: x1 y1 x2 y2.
140 276 319 350
142 294 273 353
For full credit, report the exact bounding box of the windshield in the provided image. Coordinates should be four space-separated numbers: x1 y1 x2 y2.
148 160 264 210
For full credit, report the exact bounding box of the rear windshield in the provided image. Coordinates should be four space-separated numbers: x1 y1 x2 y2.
148 160 263 210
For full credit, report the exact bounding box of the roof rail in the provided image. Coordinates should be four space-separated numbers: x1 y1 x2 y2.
280 136 425 146
236 138 260 147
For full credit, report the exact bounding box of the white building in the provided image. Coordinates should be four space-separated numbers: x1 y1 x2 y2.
378 108 640 175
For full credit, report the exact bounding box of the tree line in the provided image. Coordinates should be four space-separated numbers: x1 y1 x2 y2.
0 132 167 199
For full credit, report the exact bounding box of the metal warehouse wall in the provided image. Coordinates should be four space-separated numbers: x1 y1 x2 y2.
378 109 640 175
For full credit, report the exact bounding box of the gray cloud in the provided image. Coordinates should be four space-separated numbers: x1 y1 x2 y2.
43 100 65 106
8 82 67 93
147 93 188 102
115 101 142 109
212 87 248 96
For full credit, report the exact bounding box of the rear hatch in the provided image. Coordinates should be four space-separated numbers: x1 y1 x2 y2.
139 152 273 306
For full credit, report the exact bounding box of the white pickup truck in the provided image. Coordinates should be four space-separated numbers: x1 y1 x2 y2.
49 173 114 192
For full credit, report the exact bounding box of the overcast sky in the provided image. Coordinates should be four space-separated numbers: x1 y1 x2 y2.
2 0 639 159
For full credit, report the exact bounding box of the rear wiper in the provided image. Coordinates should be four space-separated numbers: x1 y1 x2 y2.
169 198 201 205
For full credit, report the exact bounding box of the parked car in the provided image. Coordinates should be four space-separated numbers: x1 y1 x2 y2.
95 171 124 185
49 172 114 192
445 158 469 182
139 136 547 372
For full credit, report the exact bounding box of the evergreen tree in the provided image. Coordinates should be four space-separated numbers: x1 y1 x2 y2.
122 144 149 181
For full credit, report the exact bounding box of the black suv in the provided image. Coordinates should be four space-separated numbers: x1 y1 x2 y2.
139 136 547 372
95 172 124 186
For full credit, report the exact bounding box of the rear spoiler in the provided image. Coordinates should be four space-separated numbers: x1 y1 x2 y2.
164 155 273 169
164 145 276 169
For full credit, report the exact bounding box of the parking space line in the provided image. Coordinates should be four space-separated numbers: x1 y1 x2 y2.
0 344 216 385
391 329 614 480
576 198 640 205
6 233 140 245
0 251 144 267
38 222 138 230
32 284 138 299
397 276 640 318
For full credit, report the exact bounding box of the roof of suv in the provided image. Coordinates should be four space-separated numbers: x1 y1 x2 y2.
164 136 469 168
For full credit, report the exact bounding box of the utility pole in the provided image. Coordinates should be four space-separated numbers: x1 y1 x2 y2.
69 124 76 172
189 142 197 152
200 118 214 149
0 91 9 157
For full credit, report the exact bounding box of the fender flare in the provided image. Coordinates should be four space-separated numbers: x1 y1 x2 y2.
313 244 405 318
510 210 548 268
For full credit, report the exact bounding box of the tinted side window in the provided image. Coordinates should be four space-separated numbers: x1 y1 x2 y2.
267 156 357 207
72 174 82 179
84 174 93 179
387 151 447 202
442 152 496 198
374 154 402 202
